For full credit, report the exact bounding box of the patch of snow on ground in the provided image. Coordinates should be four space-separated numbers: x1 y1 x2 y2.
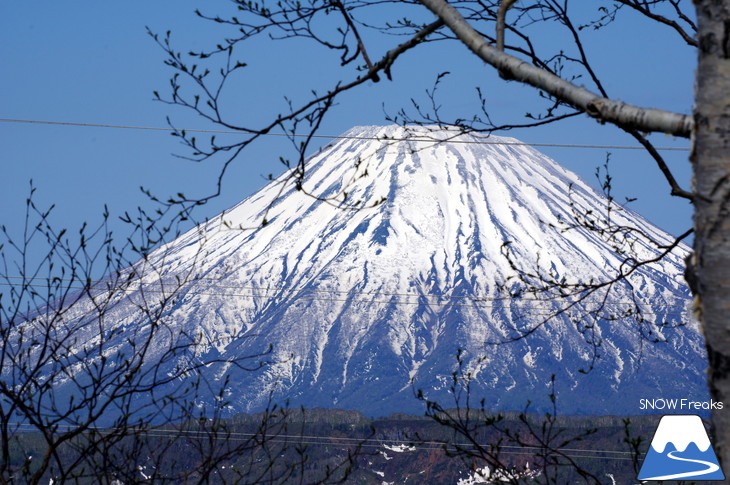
383 443 416 453
456 463 539 484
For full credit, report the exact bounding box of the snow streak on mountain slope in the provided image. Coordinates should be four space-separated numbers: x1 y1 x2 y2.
93 125 708 416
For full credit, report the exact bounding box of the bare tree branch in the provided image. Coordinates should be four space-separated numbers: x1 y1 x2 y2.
613 0 698 47
418 0 693 137
496 0 518 51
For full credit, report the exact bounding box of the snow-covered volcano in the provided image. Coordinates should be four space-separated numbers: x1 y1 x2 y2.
96 125 709 415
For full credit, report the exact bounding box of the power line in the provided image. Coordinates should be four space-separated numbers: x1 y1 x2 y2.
0 285 691 318
0 283 690 316
6 422 641 460
0 118 690 152
0 275 691 310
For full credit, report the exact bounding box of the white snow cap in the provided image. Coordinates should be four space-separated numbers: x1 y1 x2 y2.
650 415 712 453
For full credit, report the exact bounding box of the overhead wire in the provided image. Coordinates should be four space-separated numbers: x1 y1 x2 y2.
0 279 691 315
0 117 691 152
6 422 642 460
0 275 691 309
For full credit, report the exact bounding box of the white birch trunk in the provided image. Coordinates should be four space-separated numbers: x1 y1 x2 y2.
695 0 730 477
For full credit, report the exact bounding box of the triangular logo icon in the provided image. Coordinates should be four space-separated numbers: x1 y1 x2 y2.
638 414 725 481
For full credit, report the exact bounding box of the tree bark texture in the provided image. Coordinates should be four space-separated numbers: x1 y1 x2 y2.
695 0 730 478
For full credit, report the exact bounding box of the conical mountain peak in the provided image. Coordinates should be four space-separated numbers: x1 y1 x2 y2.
91 126 709 416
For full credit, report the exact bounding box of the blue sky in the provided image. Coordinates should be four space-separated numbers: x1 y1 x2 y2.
1 1 695 248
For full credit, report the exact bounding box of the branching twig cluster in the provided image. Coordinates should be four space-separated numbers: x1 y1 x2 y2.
0 186 360 484
496 158 692 371
416 351 603 484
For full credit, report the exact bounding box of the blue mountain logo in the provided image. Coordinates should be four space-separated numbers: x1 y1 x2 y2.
638 414 725 481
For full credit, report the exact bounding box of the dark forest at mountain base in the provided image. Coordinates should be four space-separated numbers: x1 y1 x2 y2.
10 408 720 484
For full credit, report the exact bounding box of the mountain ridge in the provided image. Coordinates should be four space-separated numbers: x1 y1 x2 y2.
64 125 709 416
